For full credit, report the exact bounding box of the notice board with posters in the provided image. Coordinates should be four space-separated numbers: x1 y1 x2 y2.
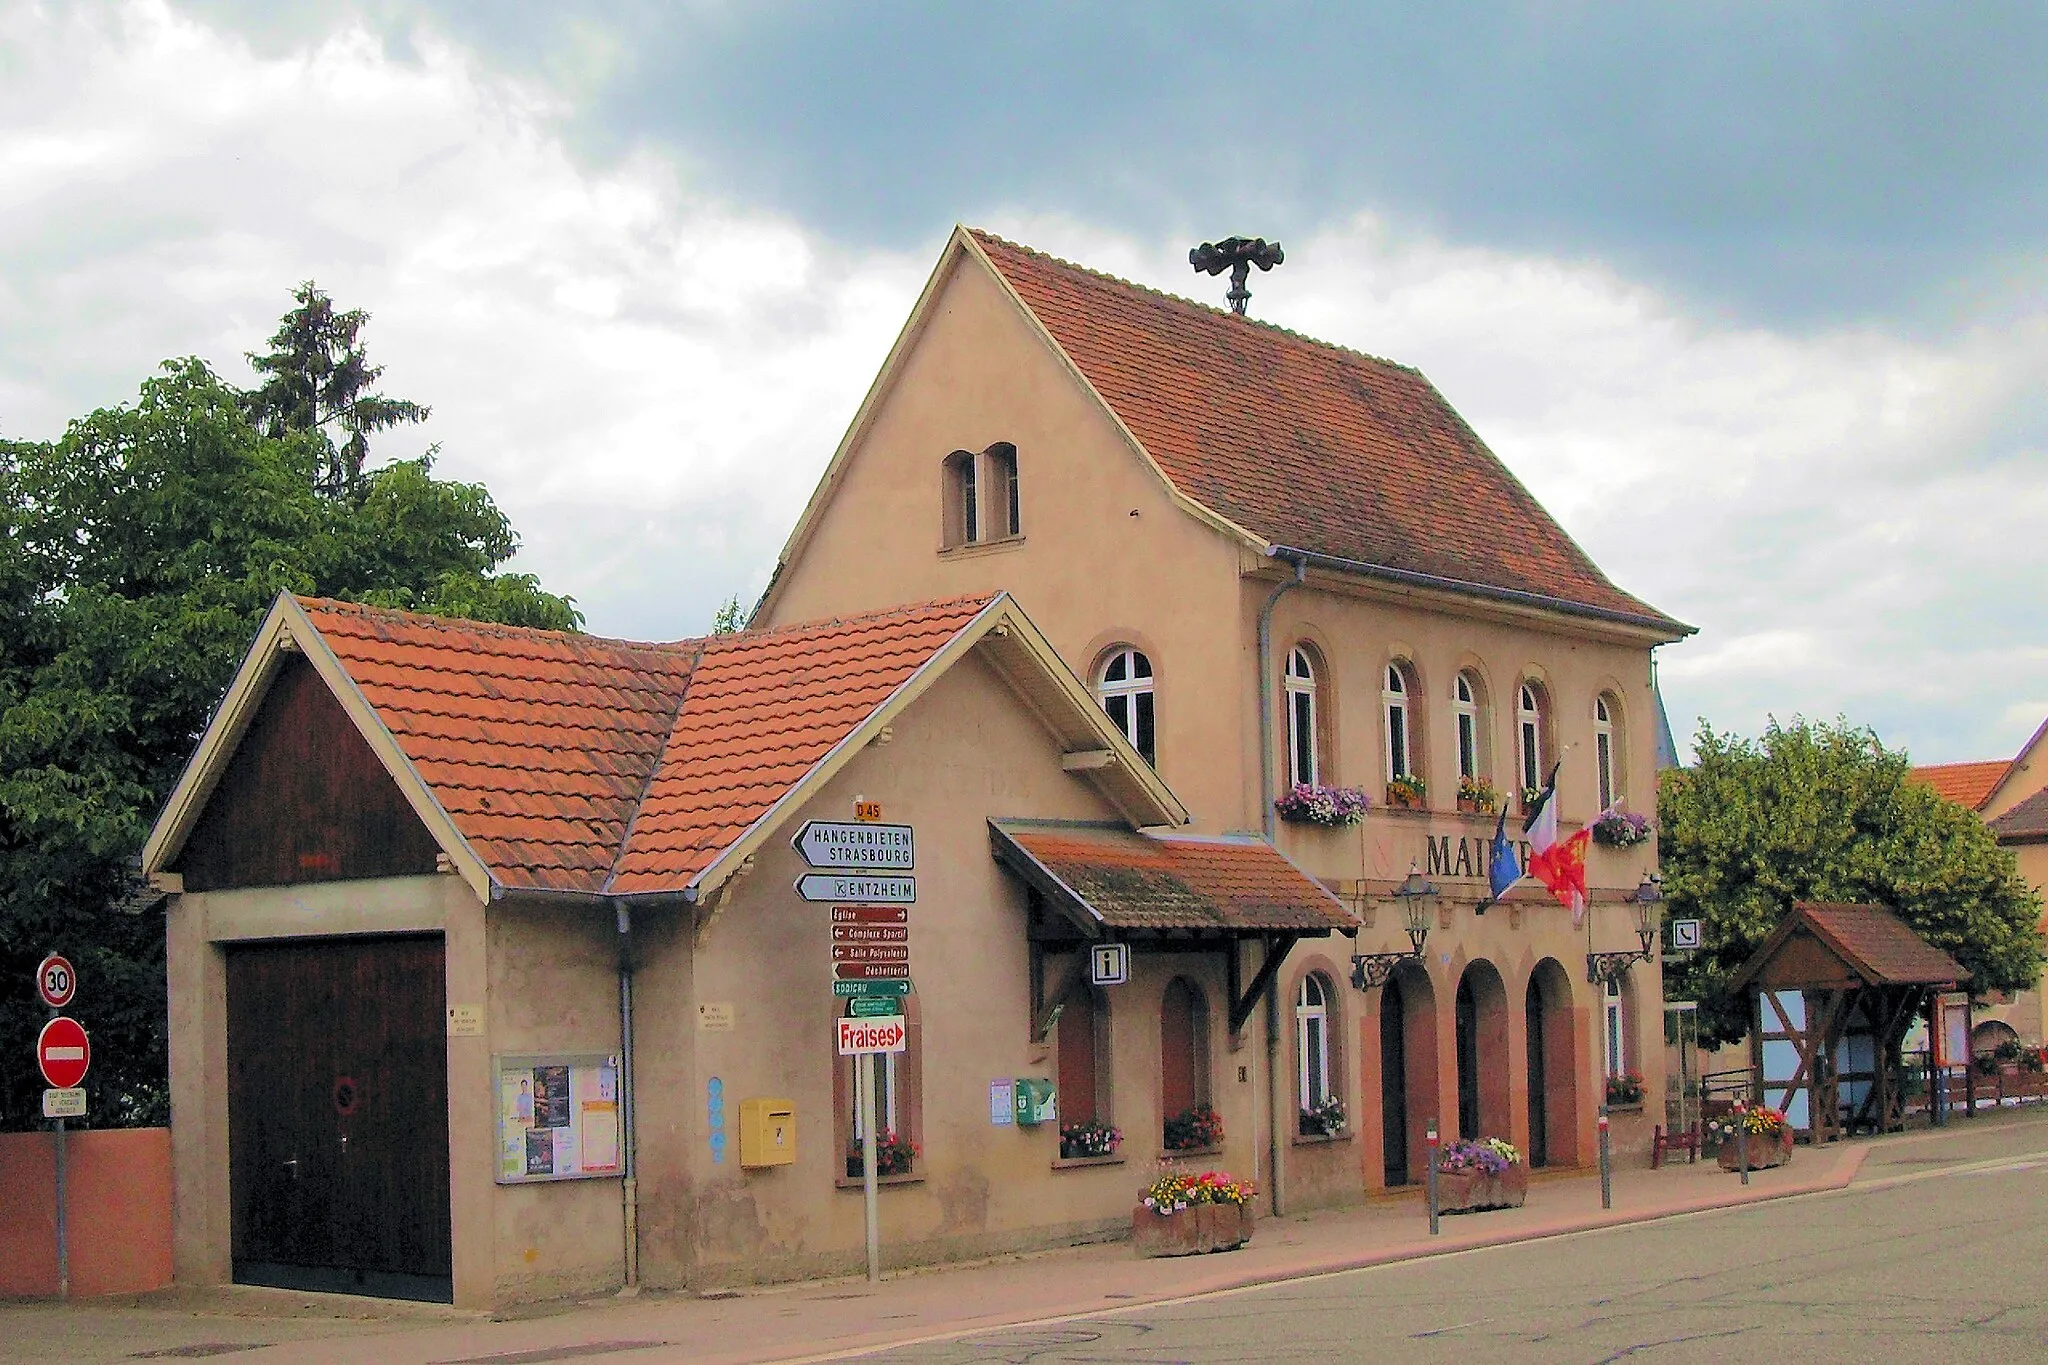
495 1053 623 1183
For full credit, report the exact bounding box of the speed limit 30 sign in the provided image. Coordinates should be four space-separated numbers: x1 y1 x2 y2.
37 954 76 1009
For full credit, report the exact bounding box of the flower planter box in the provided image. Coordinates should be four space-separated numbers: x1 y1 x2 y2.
1454 796 1498 816
1132 1201 1254 1257
1717 1130 1794 1171
1435 1162 1528 1213
1385 787 1424 810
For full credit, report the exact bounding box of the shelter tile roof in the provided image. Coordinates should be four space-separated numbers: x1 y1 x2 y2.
1731 902 1965 992
1907 759 2008 811
991 821 1355 935
300 594 999 896
969 230 1685 633
1988 788 2048 843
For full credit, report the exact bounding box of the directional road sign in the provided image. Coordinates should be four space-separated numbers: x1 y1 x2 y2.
834 924 909 945
37 1016 89 1090
794 821 915 871
798 874 915 904
831 906 907 925
836 1017 908 1055
833 945 910 965
36 954 76 1009
833 978 911 998
847 997 902 1019
834 962 912 981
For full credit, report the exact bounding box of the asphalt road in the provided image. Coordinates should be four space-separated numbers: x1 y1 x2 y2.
855 1135 2048 1363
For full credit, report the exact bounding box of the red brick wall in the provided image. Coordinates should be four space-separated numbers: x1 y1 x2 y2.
0 1127 173 1297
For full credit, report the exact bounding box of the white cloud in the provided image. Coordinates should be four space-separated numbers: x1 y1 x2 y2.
0 0 928 637
6 4 2046 764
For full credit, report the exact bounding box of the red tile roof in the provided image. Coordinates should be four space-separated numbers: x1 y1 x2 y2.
300 594 998 896
1906 760 2007 811
970 230 1684 633
1989 789 2048 843
1731 901 1965 992
991 821 1355 934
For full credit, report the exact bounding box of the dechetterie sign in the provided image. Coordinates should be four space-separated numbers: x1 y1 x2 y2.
836 1017 908 1055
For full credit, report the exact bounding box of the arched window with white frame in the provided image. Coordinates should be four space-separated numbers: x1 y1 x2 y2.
1286 646 1319 788
1384 663 1414 781
1518 682 1547 798
1594 693 1620 811
1297 973 1334 1116
1454 671 1484 782
1096 647 1156 767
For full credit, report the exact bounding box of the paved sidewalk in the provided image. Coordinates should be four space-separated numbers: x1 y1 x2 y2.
8 1108 2045 1365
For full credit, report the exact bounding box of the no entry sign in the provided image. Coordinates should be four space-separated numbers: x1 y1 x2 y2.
37 1017 90 1090
36 954 76 1009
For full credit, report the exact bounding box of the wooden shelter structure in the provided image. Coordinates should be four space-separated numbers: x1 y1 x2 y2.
1727 902 1964 1143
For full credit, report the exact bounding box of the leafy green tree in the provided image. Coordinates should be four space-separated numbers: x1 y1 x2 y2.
1660 717 2044 1046
243 282 428 498
0 318 577 1129
710 595 748 634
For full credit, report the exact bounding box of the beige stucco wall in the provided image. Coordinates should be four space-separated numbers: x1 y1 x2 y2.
1977 840 2048 1044
631 649 1270 1287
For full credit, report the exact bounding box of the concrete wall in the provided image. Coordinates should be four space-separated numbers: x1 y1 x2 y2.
0 1127 173 1297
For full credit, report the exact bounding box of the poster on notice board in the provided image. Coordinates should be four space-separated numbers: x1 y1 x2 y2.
495 1053 623 1183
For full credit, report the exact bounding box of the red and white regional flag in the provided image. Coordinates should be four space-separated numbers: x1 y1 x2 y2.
1523 763 1591 925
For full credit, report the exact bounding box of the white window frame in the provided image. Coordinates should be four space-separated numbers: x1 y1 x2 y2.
1518 683 1544 795
1096 647 1156 766
1594 694 1616 811
850 1050 901 1139
1286 646 1319 788
1383 664 1412 781
1603 979 1626 1080
1454 672 1481 782
1296 974 1331 1111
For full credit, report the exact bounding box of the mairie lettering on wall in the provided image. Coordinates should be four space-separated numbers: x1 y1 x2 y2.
1361 832 1533 882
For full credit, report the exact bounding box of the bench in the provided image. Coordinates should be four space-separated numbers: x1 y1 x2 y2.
1651 1124 1699 1168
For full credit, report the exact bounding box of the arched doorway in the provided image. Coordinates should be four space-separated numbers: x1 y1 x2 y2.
1525 959 1579 1168
1381 960 1438 1185
1455 961 1509 1141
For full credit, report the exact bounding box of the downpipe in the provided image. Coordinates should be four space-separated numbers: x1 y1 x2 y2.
617 901 641 1293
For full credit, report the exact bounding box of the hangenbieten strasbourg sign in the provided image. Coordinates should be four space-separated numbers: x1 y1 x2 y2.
793 821 915 871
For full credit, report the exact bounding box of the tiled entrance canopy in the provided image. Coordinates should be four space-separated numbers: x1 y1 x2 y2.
990 820 1356 938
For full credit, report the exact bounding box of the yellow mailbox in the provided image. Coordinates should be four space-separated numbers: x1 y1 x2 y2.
739 1098 797 1168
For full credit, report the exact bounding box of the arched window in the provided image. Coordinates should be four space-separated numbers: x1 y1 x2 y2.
1286 646 1319 787
1296 973 1335 1118
942 450 978 547
1518 682 1548 798
1594 692 1625 811
986 442 1021 538
1384 663 1414 781
1096 647 1156 766
1453 671 1485 782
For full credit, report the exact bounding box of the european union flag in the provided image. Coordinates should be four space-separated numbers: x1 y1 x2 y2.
1480 807 1521 913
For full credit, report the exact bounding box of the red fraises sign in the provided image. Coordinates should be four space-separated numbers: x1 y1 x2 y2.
836 1017 908 1055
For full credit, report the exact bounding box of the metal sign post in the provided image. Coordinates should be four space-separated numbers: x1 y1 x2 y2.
1597 1106 1612 1209
858 1052 880 1283
36 957 86 1300
1425 1120 1440 1236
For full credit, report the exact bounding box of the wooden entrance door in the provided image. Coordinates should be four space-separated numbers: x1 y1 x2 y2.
227 936 452 1301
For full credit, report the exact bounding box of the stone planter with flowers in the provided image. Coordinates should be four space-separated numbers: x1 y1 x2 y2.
1707 1104 1794 1171
1133 1170 1257 1256
1435 1137 1527 1212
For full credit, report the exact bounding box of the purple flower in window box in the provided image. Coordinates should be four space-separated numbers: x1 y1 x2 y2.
1590 807 1653 848
1274 784 1370 828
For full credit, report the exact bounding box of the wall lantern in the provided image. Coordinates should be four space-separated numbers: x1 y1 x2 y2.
1587 872 1664 986
1351 865 1437 992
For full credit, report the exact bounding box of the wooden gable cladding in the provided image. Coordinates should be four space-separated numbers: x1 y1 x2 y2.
176 656 442 891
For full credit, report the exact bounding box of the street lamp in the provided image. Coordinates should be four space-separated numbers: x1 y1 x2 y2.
1352 866 1438 992
1587 872 1664 986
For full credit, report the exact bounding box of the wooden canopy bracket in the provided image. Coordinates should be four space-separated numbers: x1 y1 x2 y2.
1227 933 1299 1037
1032 948 1090 1044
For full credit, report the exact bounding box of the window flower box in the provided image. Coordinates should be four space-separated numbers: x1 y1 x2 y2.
1385 774 1427 810
1060 1120 1122 1160
1590 807 1653 848
1299 1097 1346 1138
1455 776 1500 815
1274 784 1369 827
846 1130 918 1178
1605 1071 1645 1107
1163 1104 1224 1152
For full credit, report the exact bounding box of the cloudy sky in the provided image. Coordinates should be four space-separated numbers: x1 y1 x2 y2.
4 2 2045 763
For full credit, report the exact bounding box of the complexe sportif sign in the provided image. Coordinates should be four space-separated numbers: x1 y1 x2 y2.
836 1017 908 1055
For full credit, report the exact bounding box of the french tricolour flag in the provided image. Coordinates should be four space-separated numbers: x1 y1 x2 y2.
1523 762 1592 926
